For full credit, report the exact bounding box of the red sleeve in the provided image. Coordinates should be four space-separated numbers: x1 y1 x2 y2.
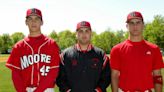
110 46 121 71
6 45 21 71
6 44 25 91
34 41 60 92
152 47 163 70
12 70 26 92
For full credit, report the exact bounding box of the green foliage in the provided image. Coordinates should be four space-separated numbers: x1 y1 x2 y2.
0 36 4 53
115 30 126 43
58 30 76 50
49 30 59 44
0 34 12 54
92 29 119 54
11 32 25 45
144 15 164 48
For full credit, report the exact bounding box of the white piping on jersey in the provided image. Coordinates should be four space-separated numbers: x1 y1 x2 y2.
23 39 34 85
37 60 39 86
103 53 106 61
23 39 50 86
103 54 108 69
75 44 92 52
6 63 21 70
60 53 65 65
37 39 49 86
95 89 99 92
38 39 50 55
50 65 59 69
87 44 92 51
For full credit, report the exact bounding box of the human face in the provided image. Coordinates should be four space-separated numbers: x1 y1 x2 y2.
126 19 144 37
76 27 91 45
26 15 43 33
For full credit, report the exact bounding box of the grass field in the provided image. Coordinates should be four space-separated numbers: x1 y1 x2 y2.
0 55 163 92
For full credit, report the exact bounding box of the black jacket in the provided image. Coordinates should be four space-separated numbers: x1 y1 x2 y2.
56 44 111 92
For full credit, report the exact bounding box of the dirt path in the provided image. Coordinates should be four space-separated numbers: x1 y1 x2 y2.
0 55 9 62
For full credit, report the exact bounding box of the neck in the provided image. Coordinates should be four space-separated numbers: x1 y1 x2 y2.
78 43 90 50
29 31 42 37
129 35 143 42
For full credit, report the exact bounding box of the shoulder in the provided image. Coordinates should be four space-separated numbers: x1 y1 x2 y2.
111 40 126 52
92 46 109 60
144 40 159 49
144 41 161 55
62 46 74 54
13 39 25 49
92 46 105 55
43 35 59 48
60 46 75 62
44 35 56 44
9 39 26 54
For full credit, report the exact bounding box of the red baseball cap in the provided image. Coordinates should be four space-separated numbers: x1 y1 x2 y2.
76 21 91 31
26 8 42 21
126 11 143 23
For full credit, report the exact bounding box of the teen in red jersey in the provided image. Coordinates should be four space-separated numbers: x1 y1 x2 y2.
110 11 163 92
6 8 60 92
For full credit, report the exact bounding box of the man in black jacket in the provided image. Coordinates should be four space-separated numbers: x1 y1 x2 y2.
56 21 111 92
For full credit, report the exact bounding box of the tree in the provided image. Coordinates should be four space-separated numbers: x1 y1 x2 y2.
115 30 126 43
49 30 58 43
11 32 25 45
144 15 164 48
1 34 12 54
58 30 76 50
91 31 98 44
0 35 4 53
92 29 118 54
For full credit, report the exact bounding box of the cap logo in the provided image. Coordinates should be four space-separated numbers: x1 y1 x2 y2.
130 12 136 17
81 21 86 26
31 8 37 14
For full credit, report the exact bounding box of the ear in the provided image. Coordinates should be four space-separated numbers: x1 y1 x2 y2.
76 33 78 38
126 24 128 29
142 23 145 31
143 22 145 27
41 21 43 25
75 32 78 38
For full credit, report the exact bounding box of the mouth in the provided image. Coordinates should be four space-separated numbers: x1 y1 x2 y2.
31 25 37 28
133 29 139 32
82 36 87 40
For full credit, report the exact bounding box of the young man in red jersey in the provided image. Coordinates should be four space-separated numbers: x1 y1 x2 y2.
110 11 163 92
6 8 60 92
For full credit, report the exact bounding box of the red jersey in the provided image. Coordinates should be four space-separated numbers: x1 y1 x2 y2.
110 40 163 91
6 34 60 89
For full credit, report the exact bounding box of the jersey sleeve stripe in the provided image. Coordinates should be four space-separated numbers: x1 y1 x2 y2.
50 65 59 69
6 63 21 70
103 54 108 69
60 53 65 65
